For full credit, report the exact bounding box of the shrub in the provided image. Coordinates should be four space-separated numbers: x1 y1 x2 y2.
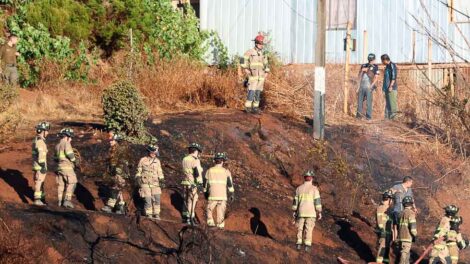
102 81 149 140
24 0 92 43
0 85 20 143
0 85 18 113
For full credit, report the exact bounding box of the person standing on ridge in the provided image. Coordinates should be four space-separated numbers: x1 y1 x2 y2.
181 143 204 225
55 128 78 208
32 121 51 206
356 53 379 120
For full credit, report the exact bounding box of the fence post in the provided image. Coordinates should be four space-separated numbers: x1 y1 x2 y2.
343 22 352 115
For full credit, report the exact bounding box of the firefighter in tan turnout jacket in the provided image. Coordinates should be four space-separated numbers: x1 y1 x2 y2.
101 133 129 214
447 216 469 264
136 144 165 220
204 152 234 229
181 143 204 225
55 128 78 208
292 170 322 252
241 34 270 114
32 121 51 206
397 196 417 264
429 205 458 264
375 190 394 264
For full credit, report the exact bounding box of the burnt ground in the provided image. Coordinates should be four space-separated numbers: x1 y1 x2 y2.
0 109 469 263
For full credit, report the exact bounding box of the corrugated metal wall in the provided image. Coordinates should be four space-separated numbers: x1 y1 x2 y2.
200 0 470 64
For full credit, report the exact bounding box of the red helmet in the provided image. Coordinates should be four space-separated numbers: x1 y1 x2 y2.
254 35 264 44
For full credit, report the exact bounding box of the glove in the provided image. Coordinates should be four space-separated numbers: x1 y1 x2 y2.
39 163 47 174
229 193 235 202
412 236 417 243
159 180 166 189
292 212 297 219
197 184 204 193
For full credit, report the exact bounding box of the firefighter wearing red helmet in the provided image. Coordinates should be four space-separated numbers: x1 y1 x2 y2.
240 33 270 114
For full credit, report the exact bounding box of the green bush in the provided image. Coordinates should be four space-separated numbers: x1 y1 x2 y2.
102 81 149 139
24 0 92 43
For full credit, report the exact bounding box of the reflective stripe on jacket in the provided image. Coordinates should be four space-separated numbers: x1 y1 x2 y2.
292 182 322 218
32 135 47 171
398 207 417 242
204 165 234 201
55 137 75 171
376 204 393 236
181 155 203 186
241 48 270 80
136 156 164 187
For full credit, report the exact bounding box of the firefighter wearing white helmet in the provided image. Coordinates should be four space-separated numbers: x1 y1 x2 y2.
32 121 51 206
55 128 78 208
136 144 165 220
181 143 204 225
240 33 270 114
292 170 322 252
204 152 234 229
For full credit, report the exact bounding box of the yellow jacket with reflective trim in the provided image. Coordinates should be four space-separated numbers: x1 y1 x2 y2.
398 207 417 242
204 165 234 201
433 216 451 240
55 137 76 171
376 203 393 236
292 182 322 218
446 230 467 249
32 135 47 171
181 155 203 186
241 48 270 79
136 156 164 187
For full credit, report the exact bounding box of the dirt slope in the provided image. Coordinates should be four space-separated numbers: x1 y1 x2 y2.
0 110 468 263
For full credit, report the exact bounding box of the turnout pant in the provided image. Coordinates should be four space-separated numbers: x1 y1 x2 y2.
33 171 47 200
140 186 161 216
296 217 316 246
106 188 124 208
56 170 77 202
245 77 264 109
183 186 198 218
448 244 459 264
376 233 392 263
399 242 411 264
429 246 451 264
207 200 226 228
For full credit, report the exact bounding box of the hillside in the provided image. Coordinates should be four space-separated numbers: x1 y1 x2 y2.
0 108 469 263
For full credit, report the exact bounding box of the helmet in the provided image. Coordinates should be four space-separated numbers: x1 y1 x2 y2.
59 128 74 138
188 143 202 153
36 121 51 133
214 152 228 161
303 170 315 178
444 205 459 216
402 196 414 206
146 144 159 153
367 53 376 61
110 133 123 142
382 190 394 200
450 216 463 231
254 34 264 45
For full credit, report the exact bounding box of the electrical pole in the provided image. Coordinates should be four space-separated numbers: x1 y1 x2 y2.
314 0 326 140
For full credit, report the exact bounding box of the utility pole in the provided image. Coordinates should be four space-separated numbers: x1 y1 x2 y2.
313 0 326 140
343 22 352 114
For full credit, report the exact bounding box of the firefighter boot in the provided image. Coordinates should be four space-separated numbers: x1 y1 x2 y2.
34 199 45 206
305 246 311 252
296 244 302 251
101 205 113 213
115 204 126 215
63 200 74 209
245 90 255 113
190 217 198 226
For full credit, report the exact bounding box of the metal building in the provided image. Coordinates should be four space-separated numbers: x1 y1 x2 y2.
199 0 470 64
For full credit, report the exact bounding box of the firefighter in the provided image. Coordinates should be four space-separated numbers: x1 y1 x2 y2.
136 144 165 220
428 205 459 263
55 128 78 208
241 33 270 114
101 133 129 214
446 216 469 264
292 170 322 252
397 196 417 264
32 121 51 206
375 190 394 264
181 143 204 225
204 152 234 229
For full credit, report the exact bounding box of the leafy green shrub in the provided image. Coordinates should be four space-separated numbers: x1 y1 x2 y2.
24 0 92 43
102 81 149 139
